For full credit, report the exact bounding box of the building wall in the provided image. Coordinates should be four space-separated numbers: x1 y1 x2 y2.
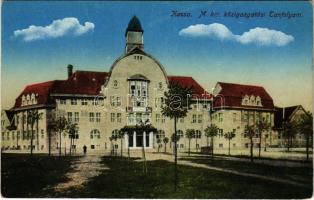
211 109 277 150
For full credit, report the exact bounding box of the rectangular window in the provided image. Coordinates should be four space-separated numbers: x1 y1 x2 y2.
60 99 66 105
89 112 95 122
110 96 115 106
41 130 44 139
67 112 73 122
111 113 115 122
81 99 88 105
161 115 165 123
218 113 223 122
198 114 202 123
96 112 101 122
116 97 121 106
117 113 121 123
233 113 237 122
192 114 197 123
71 99 77 105
16 116 19 125
74 112 79 122
156 114 160 123
128 113 134 124
136 113 142 124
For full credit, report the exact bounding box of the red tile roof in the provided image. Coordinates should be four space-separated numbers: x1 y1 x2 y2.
13 81 60 109
13 71 108 109
167 76 211 99
51 71 108 95
213 82 274 110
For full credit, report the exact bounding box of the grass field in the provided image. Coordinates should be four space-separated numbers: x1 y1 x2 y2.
180 156 313 185
1 153 76 197
54 156 312 198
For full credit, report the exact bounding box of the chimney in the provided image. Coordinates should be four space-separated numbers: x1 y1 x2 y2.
67 64 73 78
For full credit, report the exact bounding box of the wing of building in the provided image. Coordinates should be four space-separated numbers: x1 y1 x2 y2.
2 16 303 154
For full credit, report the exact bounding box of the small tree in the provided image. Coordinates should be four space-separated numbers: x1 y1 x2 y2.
185 129 195 156
161 82 192 191
171 133 180 154
66 122 78 156
224 130 236 156
118 131 125 157
256 119 270 157
245 125 256 162
296 112 313 161
52 116 68 157
27 110 42 156
163 137 169 153
157 138 162 153
282 121 296 152
204 124 218 158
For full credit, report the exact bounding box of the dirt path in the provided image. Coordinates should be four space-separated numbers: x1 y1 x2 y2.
52 155 108 192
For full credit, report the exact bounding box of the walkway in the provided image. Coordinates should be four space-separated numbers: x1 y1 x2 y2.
52 155 108 192
133 152 311 188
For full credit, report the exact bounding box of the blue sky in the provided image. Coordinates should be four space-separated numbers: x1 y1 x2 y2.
2 1 313 110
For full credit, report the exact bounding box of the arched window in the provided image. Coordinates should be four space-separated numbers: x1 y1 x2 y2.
112 129 120 137
250 95 255 105
156 130 165 139
26 94 31 105
90 129 101 139
195 130 202 139
177 130 184 138
256 96 262 106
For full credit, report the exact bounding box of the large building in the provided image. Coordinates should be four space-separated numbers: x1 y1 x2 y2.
2 16 299 154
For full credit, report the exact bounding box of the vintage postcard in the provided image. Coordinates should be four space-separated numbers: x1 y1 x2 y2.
1 1 313 199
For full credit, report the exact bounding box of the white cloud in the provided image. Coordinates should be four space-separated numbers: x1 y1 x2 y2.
14 17 95 42
179 23 294 47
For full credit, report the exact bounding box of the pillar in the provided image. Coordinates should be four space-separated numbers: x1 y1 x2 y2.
143 131 146 148
149 132 153 148
133 131 136 147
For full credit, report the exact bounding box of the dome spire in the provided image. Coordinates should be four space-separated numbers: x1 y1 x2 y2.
125 15 143 36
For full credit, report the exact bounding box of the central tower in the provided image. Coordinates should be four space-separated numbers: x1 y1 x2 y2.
125 16 144 53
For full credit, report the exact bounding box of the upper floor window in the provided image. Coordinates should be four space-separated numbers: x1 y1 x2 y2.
128 76 149 107
156 130 165 139
192 114 197 123
89 112 95 122
177 130 184 138
60 99 66 105
195 130 202 138
81 99 88 105
96 112 101 123
71 99 77 105
113 80 119 88
198 115 203 123
74 112 79 122
90 129 101 139
67 112 73 122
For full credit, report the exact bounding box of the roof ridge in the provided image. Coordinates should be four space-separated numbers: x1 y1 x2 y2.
75 70 108 73
218 81 264 88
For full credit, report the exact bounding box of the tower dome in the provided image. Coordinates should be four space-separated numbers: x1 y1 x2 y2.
125 16 144 53
125 16 144 36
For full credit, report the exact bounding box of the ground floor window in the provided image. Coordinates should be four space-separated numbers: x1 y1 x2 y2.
91 145 95 149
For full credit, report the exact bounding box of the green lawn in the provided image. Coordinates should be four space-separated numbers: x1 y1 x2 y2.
1 153 76 197
180 156 313 185
53 156 312 198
